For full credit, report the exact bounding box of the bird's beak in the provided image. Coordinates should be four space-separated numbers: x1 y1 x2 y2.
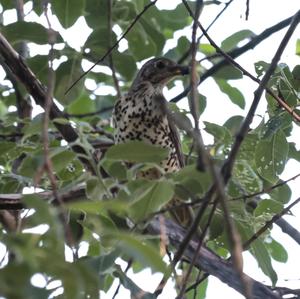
179 65 190 75
170 65 190 76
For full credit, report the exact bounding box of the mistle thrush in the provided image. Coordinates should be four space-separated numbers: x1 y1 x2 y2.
113 57 190 225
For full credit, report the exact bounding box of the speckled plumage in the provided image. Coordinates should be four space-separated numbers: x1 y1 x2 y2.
113 57 191 225
113 57 188 174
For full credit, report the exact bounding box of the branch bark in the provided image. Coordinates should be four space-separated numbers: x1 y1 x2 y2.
0 32 95 172
148 218 281 299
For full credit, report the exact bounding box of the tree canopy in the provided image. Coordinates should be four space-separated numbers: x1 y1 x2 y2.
0 1 299 298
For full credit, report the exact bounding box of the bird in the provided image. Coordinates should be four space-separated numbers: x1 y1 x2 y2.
113 57 190 225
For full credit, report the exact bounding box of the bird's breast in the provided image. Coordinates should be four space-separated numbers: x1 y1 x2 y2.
113 93 180 173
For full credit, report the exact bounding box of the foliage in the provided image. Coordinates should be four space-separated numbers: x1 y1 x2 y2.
0 1 299 298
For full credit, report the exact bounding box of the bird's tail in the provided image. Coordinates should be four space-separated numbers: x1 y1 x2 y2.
169 196 194 228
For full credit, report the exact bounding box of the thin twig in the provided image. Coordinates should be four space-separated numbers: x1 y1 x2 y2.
221 10 300 185
232 172 300 201
176 3 205 296
107 0 121 99
243 197 300 250
65 0 158 95
178 0 235 64
186 272 209 295
245 0 250 20
182 2 247 297
40 5 74 245
171 14 295 103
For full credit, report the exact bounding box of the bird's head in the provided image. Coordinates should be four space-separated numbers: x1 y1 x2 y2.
130 57 189 91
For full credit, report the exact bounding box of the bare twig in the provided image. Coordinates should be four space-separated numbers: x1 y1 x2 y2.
40 5 75 245
176 3 206 296
107 0 121 99
185 272 209 295
245 0 250 20
182 2 248 297
65 0 158 95
178 0 235 64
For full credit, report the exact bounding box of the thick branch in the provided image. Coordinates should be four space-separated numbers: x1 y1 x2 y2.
148 218 280 299
0 32 94 171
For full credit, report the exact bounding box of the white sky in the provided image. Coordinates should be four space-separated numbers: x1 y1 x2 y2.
1 0 300 298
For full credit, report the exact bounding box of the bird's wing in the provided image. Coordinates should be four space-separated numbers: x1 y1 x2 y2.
155 95 185 168
168 114 185 168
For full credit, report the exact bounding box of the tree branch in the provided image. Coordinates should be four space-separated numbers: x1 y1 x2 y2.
0 32 95 172
148 218 281 299
171 13 296 103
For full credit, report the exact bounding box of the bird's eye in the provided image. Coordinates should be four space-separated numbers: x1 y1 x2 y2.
156 61 165 69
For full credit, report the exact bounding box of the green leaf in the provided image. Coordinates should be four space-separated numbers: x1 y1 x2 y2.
266 238 288 263
68 199 127 215
86 177 106 201
232 160 263 194
204 121 232 144
85 0 108 28
238 223 277 286
254 61 270 78
19 153 44 178
113 52 137 80
213 65 243 80
54 58 84 104
27 55 49 85
254 199 283 217
67 94 96 115
127 23 156 60
269 179 291 204
140 16 165 56
251 239 278 286
102 160 128 181
173 164 212 196
0 141 15 157
106 141 169 163
51 149 76 173
215 79 245 109
199 43 216 55
114 268 156 299
2 22 63 44
237 133 259 165
261 112 292 139
255 130 289 183
83 249 119 274
52 0 85 28
129 180 174 222
296 39 300 56
221 30 254 52
223 115 244 135
288 142 300 161
113 233 168 273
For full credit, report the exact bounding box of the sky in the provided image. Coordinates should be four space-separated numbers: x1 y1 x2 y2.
1 0 300 298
